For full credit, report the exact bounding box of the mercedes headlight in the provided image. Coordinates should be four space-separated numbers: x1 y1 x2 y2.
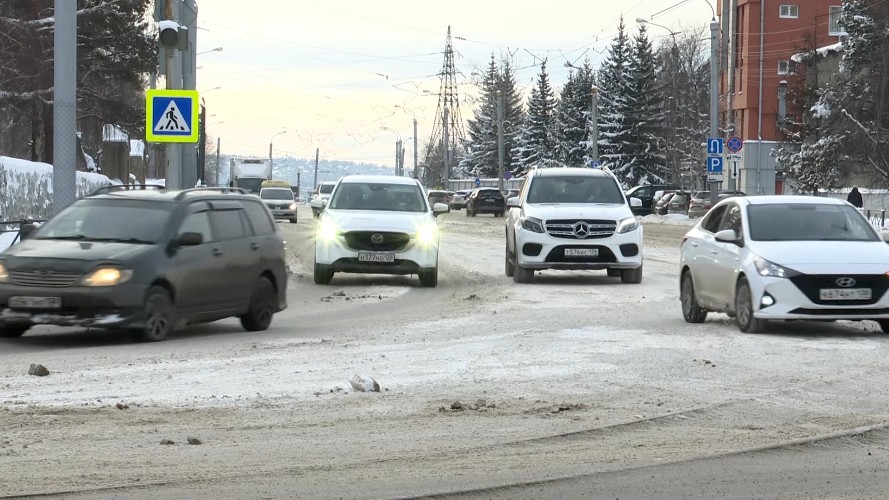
318 219 339 241
754 258 799 278
81 267 133 287
0 262 8 283
616 217 640 234
415 223 438 245
520 215 545 233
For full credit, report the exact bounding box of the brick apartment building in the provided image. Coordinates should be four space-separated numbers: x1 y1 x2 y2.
717 0 844 194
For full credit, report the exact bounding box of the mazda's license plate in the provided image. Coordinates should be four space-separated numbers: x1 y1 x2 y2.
564 248 598 257
358 253 395 263
819 288 872 300
9 296 62 309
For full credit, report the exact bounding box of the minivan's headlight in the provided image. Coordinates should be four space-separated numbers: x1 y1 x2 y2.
520 215 545 233
754 258 799 278
289 203 297 210
616 217 639 234
81 267 133 287
0 262 8 283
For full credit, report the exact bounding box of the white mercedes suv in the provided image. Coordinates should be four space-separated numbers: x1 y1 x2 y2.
505 167 644 283
313 175 448 287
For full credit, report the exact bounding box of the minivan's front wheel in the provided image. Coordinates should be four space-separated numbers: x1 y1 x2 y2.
240 276 276 332
139 286 174 342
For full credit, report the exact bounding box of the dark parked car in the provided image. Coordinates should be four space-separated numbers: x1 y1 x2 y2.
0 185 289 342
625 184 679 216
466 187 506 217
687 190 747 218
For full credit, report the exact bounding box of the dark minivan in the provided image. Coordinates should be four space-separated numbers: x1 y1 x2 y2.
0 186 288 342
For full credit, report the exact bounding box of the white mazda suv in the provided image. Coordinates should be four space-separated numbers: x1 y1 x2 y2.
505 167 644 283
313 175 448 287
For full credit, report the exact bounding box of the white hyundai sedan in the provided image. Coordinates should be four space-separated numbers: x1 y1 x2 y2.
679 195 889 333
313 175 448 287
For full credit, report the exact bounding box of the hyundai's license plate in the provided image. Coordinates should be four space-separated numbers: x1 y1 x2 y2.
819 288 872 300
9 296 62 309
564 248 598 257
358 253 395 263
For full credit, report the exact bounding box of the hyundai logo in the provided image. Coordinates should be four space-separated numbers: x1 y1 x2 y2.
371 233 384 244
835 277 856 288
573 222 590 238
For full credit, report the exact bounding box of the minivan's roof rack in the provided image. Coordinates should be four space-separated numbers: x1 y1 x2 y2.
89 184 165 196
174 186 249 200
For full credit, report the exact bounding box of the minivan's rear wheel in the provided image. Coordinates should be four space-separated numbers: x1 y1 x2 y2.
0 325 30 338
240 276 276 331
681 272 708 323
139 286 174 342
314 262 334 285
735 277 765 333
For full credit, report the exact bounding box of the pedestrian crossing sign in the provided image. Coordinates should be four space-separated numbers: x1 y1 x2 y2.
145 89 199 143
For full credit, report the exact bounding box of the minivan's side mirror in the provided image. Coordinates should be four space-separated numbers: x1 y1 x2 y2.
506 197 521 208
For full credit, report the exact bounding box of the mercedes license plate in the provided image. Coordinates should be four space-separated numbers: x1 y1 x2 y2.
564 248 598 257
358 253 395 263
9 296 62 309
819 288 872 300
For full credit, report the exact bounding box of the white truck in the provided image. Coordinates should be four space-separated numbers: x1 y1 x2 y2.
229 158 272 194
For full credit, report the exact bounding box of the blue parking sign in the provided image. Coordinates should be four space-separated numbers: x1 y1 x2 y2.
707 156 724 173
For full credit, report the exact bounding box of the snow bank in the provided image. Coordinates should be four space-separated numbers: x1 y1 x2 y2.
640 214 696 227
0 155 112 221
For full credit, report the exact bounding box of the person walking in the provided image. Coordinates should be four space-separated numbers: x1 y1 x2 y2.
847 186 864 208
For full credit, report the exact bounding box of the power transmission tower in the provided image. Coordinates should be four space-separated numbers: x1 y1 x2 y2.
422 26 466 188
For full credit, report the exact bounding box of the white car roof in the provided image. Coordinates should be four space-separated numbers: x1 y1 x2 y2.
736 195 848 206
338 175 419 186
532 167 610 178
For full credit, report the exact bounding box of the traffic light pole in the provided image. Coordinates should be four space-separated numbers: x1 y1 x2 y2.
179 0 198 188
163 0 182 189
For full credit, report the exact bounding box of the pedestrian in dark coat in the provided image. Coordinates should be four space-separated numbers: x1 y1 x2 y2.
847 186 863 208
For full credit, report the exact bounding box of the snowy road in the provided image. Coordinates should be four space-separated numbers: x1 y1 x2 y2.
2 207 889 498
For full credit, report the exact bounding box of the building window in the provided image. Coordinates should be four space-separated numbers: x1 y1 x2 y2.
829 5 844 35
778 61 790 75
779 4 799 18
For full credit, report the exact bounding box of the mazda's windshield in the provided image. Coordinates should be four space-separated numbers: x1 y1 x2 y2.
527 175 624 204
748 203 879 242
34 199 173 243
329 182 426 212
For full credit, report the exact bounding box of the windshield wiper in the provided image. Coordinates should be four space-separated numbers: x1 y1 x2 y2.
39 234 87 240
88 237 155 244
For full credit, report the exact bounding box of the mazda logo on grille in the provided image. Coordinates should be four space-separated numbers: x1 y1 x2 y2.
371 233 384 244
835 277 856 288
573 222 589 238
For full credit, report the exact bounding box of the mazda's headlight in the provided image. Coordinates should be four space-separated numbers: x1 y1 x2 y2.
0 262 8 283
521 216 545 233
81 267 133 287
616 217 640 234
318 219 339 241
415 223 438 245
289 203 297 210
754 258 799 278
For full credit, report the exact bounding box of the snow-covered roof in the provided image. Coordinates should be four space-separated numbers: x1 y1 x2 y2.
102 124 128 143
791 42 843 63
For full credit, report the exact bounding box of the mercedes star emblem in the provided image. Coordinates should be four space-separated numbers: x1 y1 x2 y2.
573 222 590 238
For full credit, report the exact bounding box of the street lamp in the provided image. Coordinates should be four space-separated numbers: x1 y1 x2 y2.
269 130 287 176
395 105 420 179
199 86 221 95
381 126 403 176
197 46 223 56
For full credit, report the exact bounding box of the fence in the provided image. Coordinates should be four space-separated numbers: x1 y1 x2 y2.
860 209 886 229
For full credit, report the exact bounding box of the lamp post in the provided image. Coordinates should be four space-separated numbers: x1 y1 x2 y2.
395 105 419 178
700 0 721 202
269 130 287 179
197 46 223 56
381 126 403 175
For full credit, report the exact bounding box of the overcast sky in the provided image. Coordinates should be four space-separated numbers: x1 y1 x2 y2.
192 0 714 168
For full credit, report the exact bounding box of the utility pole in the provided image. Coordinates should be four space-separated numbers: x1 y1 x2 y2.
709 16 720 206
313 147 319 189
590 86 599 164
442 106 449 189
52 0 76 214
163 0 182 190
179 0 198 189
197 99 206 185
214 136 220 186
395 139 402 176
497 92 505 192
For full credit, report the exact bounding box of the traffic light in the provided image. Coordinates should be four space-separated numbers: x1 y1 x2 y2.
158 20 188 51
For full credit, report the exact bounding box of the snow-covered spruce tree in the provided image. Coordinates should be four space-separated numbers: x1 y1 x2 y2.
556 60 597 166
460 55 501 178
497 58 527 177
513 60 559 171
624 24 667 185
596 17 634 185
